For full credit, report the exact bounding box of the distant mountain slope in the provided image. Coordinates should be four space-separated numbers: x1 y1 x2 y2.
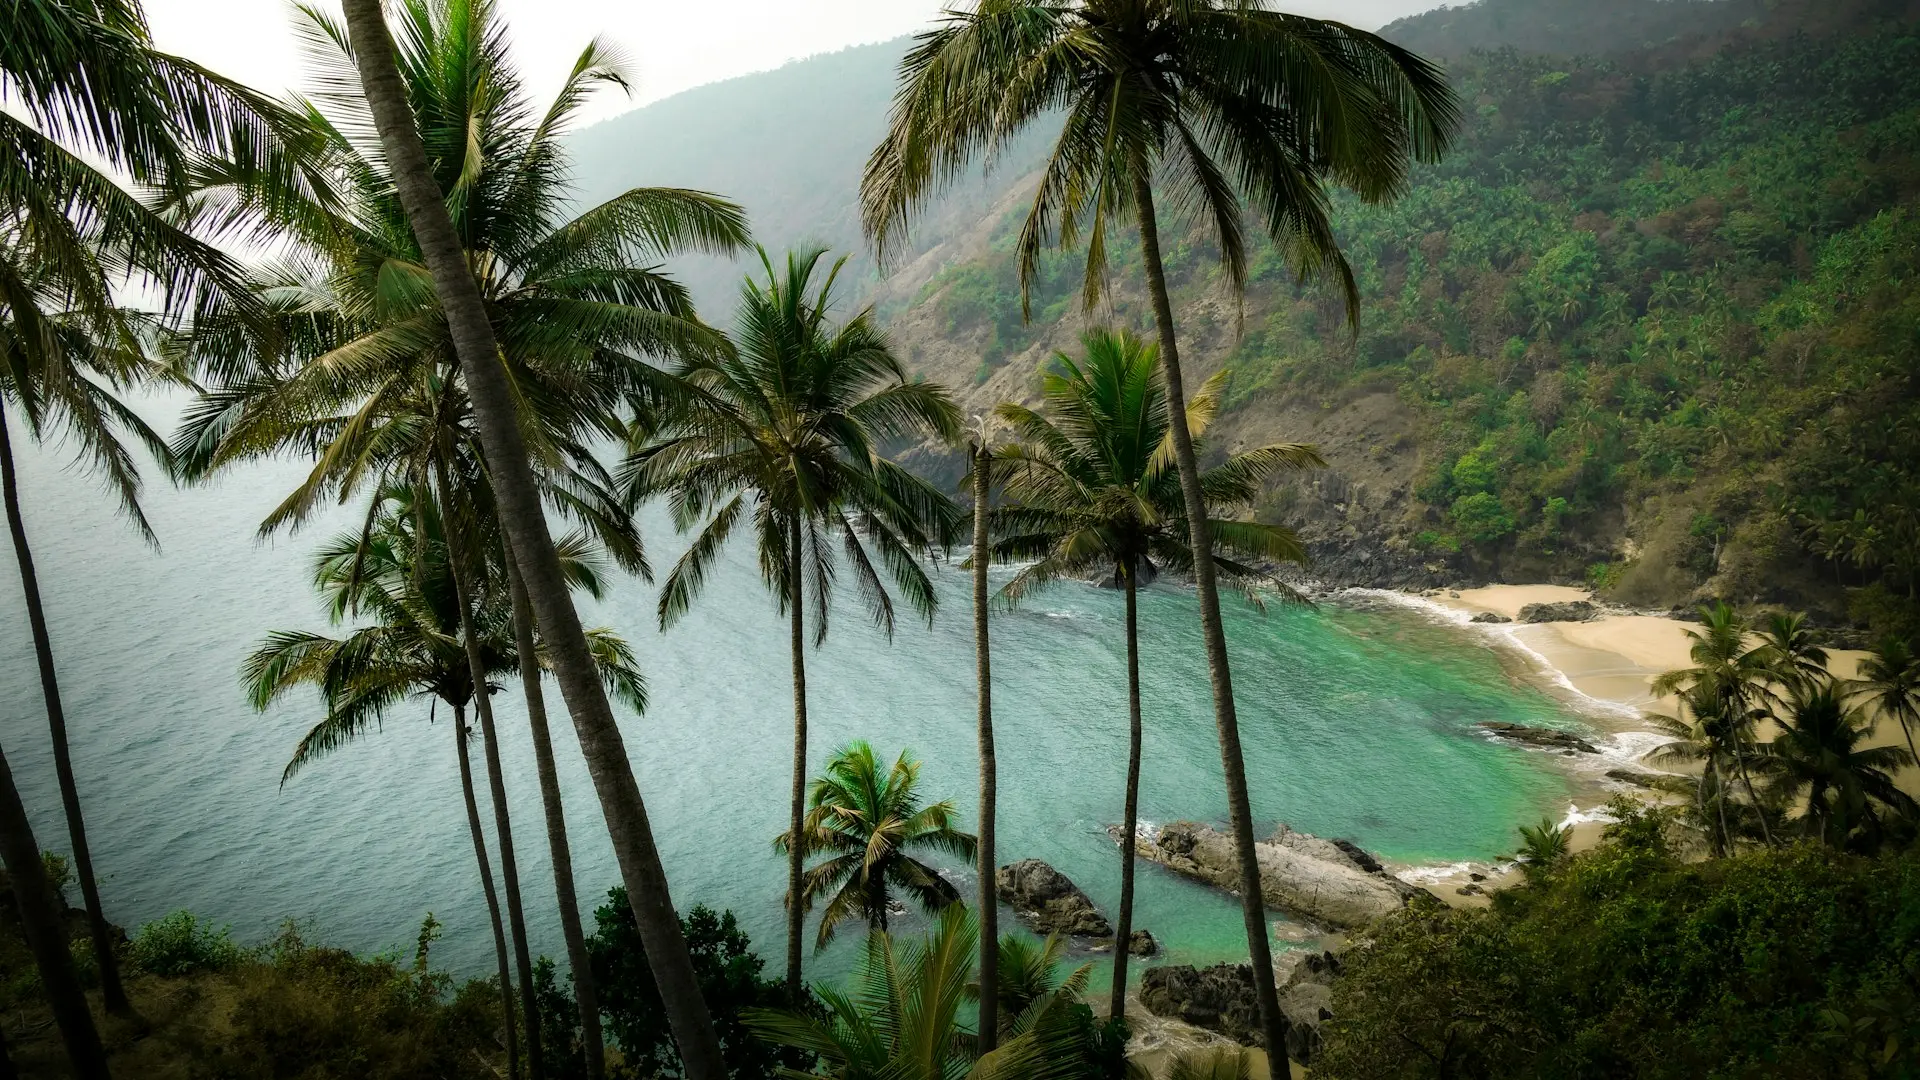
566 38 1048 316
1381 0 1920 59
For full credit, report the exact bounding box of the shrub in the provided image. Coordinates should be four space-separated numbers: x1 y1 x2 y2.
1451 491 1517 544
131 910 246 977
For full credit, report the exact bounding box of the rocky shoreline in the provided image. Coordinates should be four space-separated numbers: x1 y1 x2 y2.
1123 821 1425 930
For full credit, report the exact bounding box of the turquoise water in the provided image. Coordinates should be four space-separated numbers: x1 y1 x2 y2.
0 426 1578 986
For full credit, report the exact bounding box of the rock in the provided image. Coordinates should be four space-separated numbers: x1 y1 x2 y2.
996 860 1112 938
1130 822 1420 928
1468 872 1486 882
1280 981 1334 1064
1470 611 1512 624
1284 949 1343 989
1518 600 1598 623
1330 838 1386 875
1479 721 1600 754
1129 930 1159 957
1139 964 1268 1047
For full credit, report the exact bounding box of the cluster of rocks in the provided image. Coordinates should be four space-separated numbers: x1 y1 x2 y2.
1478 721 1600 755
994 859 1156 956
1517 600 1599 623
1470 611 1512 624
1138 948 1344 1066
1125 821 1423 929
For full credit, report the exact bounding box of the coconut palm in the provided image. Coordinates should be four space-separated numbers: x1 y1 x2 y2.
1652 603 1776 847
965 429 1002 1050
987 327 1316 1016
1850 636 1920 776
246 487 643 1075
744 905 1101 1080
862 4 1458 1045
1765 682 1917 850
1754 611 1830 695
1646 686 1754 856
181 3 745 1069
777 742 977 948
627 245 960 994
1 223 186 1028
1515 817 1570 881
331 0 731 1064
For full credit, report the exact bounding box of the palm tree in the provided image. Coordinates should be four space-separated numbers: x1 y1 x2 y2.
1652 603 1775 847
0 227 182 1023
1647 687 1747 856
966 428 1001 1051
1765 682 1917 849
986 932 1093 1040
184 3 745 1069
627 246 960 995
245 488 644 1075
988 328 1316 1017
1166 1048 1253 1080
777 742 977 948
744 905 1098 1080
861 5 1458 1048
1754 611 1830 694
1515 817 1570 881
1850 636 1920 776
0 742 109 1078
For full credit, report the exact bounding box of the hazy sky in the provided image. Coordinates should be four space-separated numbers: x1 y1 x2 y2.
144 0 1453 126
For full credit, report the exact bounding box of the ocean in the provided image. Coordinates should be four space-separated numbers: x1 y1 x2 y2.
1 418 1590 986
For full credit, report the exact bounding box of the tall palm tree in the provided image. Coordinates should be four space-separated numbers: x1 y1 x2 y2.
0 741 109 1078
0 227 181 1022
627 246 960 995
1652 603 1775 847
988 327 1315 1017
1647 686 1748 857
1765 682 1917 849
966 428 1001 1052
744 905 1095 1080
245 488 644 1076
1754 611 1830 695
182 4 744 1069
861 4 1457 1048
777 742 978 948
1850 636 1920 775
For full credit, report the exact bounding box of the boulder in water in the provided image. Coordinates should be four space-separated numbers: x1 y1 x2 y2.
1128 929 1159 957
1479 721 1600 754
995 859 1112 938
1129 822 1421 928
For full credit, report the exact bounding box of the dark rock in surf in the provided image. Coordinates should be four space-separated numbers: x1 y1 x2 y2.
1128 929 1159 957
1471 611 1513 623
995 860 1112 938
1479 721 1600 754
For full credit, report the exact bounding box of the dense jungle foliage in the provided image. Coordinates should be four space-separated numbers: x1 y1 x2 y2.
1315 802 1920 1078
918 1 1920 632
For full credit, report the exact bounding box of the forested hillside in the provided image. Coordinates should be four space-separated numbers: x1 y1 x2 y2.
883 0 1920 638
564 0 1920 636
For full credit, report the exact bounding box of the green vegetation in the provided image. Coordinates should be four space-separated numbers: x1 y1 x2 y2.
1317 804 1920 1078
128 912 245 978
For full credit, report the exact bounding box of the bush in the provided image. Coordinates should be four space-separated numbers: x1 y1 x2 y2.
131 910 246 977
1317 836 1920 1078
1452 491 1518 544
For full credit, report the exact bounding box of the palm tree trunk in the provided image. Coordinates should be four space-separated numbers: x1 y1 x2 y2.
1130 170 1287 1055
971 442 998 1053
1711 756 1734 855
335 5 726 1074
0 406 132 1018
785 514 809 1002
0 740 110 1079
436 470 544 1079
504 538 607 1080
455 705 520 1079
1109 564 1144 1021
1736 752 1773 846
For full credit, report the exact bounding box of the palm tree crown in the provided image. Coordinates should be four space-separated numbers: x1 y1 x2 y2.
861 0 1459 317
990 327 1317 601
778 742 977 948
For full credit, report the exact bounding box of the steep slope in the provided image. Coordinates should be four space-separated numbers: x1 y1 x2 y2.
883 0 1920 641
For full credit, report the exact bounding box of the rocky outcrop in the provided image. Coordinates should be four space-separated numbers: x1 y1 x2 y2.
1479 721 1600 754
1278 950 1343 1065
1128 822 1420 928
1470 611 1513 624
1518 600 1598 623
995 860 1112 938
1128 930 1159 957
1139 964 1266 1047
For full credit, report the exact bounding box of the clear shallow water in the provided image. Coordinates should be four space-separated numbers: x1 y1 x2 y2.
1 422 1580 988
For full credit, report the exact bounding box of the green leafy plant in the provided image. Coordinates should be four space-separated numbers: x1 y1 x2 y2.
130 910 246 977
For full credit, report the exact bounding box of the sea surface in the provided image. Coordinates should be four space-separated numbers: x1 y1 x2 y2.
1 419 1592 987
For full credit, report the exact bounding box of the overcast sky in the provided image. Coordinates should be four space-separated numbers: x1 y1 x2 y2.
144 0 1453 126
